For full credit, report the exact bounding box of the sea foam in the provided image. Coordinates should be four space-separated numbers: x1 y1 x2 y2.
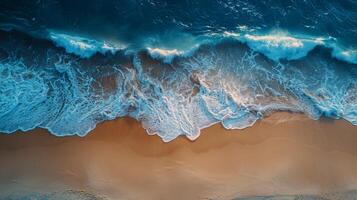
1 30 357 142
240 34 324 61
49 32 123 58
46 30 357 66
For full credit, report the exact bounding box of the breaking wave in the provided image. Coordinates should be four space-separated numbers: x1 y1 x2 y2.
46 30 357 64
0 29 356 142
1 0 357 141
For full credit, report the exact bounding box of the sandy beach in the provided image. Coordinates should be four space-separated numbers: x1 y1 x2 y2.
1 113 357 199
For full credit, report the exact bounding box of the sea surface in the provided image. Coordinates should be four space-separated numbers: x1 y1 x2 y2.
0 0 357 141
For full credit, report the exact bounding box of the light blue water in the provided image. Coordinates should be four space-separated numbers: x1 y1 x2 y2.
0 0 357 141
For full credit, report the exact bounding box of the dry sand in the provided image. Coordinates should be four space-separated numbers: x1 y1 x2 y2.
1 113 357 199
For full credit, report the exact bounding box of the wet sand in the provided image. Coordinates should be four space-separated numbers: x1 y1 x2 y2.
1 113 357 199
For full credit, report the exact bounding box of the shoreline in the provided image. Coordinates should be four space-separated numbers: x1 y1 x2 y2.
1 113 357 199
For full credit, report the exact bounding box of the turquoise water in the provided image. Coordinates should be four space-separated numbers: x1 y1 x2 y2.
0 0 357 141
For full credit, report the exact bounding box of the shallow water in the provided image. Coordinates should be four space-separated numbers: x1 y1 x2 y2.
0 1 357 141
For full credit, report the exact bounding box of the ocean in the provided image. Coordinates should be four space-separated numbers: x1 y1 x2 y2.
0 0 357 142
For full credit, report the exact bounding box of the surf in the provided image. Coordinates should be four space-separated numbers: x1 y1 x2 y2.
1 30 357 142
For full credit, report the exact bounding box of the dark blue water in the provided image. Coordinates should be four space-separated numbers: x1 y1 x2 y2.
0 0 357 141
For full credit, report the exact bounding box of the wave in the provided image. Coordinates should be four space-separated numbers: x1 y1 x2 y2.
48 31 125 58
239 33 325 61
146 48 185 64
43 30 357 65
0 29 357 142
332 48 357 65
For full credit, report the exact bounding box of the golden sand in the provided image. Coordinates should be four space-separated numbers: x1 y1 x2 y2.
1 113 357 199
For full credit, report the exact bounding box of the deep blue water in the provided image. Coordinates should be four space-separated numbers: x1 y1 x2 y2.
0 0 357 141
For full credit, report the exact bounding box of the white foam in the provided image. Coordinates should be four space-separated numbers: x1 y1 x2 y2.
240 33 323 61
207 30 357 64
1 29 357 143
147 48 184 63
223 31 240 37
146 46 199 64
49 32 123 58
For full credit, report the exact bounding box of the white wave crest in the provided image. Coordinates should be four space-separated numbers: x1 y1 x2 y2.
146 46 198 63
147 48 184 63
240 34 324 61
49 32 124 58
